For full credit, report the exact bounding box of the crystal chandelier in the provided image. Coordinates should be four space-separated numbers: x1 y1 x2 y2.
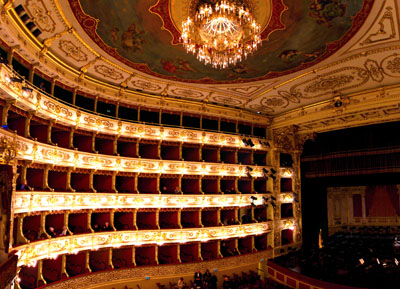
181 1 261 69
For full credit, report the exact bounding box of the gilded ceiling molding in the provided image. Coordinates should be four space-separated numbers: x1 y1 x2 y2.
271 83 400 134
0 64 270 150
13 192 268 214
25 0 56 33
272 125 316 152
272 125 298 152
361 6 397 46
40 27 73 58
0 0 395 118
14 222 271 267
0 0 14 22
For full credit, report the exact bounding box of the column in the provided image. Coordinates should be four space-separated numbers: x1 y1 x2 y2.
348 194 354 225
361 193 366 224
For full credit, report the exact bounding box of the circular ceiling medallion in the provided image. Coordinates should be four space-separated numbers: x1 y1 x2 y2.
69 0 373 84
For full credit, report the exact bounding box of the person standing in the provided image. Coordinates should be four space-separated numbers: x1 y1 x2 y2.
203 269 211 288
210 274 217 289
194 269 202 288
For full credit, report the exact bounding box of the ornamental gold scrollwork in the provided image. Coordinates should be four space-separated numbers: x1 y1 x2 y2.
14 223 270 266
0 135 18 164
26 0 56 33
94 65 124 81
59 40 88 62
360 6 396 46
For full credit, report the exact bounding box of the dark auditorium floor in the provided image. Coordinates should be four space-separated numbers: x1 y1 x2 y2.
274 227 400 289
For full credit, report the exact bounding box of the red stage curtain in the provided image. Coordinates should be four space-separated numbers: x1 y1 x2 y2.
366 185 399 217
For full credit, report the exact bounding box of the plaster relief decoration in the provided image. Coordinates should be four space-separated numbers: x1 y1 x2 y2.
225 84 269 96
26 0 56 33
260 96 289 112
131 79 162 92
247 103 274 114
364 59 384 82
170 88 205 100
58 39 88 62
360 5 398 46
93 64 124 81
210 95 245 107
287 67 370 99
382 53 400 77
273 125 297 151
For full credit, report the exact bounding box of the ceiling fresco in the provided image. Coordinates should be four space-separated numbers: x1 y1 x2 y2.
69 0 373 84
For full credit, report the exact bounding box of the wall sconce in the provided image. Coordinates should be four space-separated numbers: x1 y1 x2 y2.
283 220 295 230
282 169 293 178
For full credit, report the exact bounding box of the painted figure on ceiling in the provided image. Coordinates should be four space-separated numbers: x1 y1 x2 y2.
110 27 119 43
121 23 144 52
309 0 346 25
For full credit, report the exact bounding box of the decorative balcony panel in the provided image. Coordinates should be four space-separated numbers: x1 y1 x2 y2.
13 192 266 214
0 129 270 175
0 65 269 151
14 223 271 267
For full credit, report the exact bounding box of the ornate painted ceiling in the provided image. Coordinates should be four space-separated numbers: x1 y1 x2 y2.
2 0 400 117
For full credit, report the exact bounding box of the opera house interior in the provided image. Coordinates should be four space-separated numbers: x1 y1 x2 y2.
0 0 400 288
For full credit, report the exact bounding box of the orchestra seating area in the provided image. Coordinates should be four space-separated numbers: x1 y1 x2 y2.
158 270 292 289
274 227 400 289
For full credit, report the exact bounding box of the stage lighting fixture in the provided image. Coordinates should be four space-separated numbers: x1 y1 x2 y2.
248 139 254 147
246 166 253 172
270 168 276 174
242 138 249 146
270 174 276 180
262 168 269 174
250 196 257 201
270 196 276 201
10 77 23 83
22 86 33 93
247 172 252 178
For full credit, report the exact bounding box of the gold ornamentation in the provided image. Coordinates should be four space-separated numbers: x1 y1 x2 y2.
273 125 298 151
59 40 88 62
94 65 123 80
26 0 56 32
294 132 317 151
0 135 18 164
131 80 161 91
15 223 270 266
304 75 354 93
42 100 73 118
360 6 396 45
171 88 204 99
364 59 384 82
383 54 400 76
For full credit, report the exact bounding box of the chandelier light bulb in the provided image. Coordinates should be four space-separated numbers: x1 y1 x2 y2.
181 0 262 69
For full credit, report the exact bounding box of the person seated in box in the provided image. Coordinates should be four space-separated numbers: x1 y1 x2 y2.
47 226 57 238
59 226 70 236
102 221 113 231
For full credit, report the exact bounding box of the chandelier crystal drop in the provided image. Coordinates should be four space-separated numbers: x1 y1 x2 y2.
181 0 262 69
